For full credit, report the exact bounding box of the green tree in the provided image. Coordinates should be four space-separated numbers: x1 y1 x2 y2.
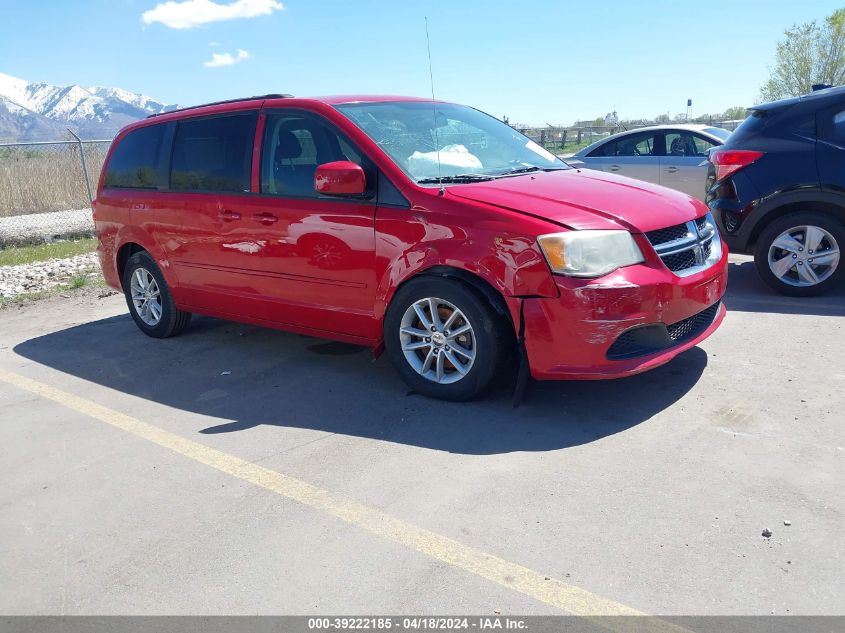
721 106 747 120
761 8 845 101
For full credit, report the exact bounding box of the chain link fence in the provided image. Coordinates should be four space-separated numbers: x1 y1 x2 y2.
0 139 110 248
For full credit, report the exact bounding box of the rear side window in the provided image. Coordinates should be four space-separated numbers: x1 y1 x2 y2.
170 114 256 192
615 132 657 157
104 124 166 189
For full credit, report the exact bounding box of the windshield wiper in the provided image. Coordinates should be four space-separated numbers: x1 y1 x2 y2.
417 167 568 185
494 166 569 176
416 174 494 184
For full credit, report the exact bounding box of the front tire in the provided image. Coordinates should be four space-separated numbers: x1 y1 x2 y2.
384 278 512 401
123 251 191 338
754 212 844 297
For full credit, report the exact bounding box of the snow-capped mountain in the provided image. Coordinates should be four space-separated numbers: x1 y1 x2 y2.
0 72 176 142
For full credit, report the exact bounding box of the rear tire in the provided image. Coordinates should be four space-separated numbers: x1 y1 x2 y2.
123 251 191 338
384 277 512 401
754 211 844 297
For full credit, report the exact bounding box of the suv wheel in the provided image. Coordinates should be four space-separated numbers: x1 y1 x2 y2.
384 278 512 401
123 251 192 337
754 212 844 297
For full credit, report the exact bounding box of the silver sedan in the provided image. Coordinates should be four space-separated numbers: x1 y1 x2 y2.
565 124 731 200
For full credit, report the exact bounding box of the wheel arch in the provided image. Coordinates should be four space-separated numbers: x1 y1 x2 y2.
747 195 845 250
389 265 516 331
116 242 146 289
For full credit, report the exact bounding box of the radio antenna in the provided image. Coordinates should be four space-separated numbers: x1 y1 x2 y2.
424 17 444 196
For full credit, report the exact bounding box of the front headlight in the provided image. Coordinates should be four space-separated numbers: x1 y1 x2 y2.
537 230 645 277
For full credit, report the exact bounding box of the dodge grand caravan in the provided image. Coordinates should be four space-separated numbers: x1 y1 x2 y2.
95 95 728 401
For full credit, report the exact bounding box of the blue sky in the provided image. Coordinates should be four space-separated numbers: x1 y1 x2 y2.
2 0 843 125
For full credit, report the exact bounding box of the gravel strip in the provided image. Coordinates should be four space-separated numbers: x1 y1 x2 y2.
0 209 94 247
0 252 101 298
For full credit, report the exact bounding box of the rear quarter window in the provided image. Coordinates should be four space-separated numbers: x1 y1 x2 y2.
587 141 614 157
730 111 768 140
794 115 816 139
104 124 167 189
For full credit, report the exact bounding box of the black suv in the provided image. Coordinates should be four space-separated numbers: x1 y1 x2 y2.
706 86 845 296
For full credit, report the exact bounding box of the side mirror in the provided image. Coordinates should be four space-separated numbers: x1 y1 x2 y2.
314 161 366 196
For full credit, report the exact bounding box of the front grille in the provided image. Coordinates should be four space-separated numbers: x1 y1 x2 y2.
661 249 698 272
645 213 721 277
646 223 690 246
606 302 722 360
608 330 638 354
666 302 720 342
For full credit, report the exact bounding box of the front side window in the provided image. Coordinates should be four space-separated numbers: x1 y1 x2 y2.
335 101 567 184
664 132 701 157
104 124 166 189
261 112 368 197
691 134 718 156
170 114 256 193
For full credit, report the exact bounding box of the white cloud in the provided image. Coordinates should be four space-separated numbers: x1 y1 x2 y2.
204 48 251 68
143 0 283 30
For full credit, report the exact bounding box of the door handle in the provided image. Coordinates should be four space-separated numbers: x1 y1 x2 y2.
218 210 241 221
252 212 278 224
608 164 621 172
664 166 679 173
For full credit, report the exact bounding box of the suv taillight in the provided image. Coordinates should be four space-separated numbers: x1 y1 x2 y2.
709 149 764 182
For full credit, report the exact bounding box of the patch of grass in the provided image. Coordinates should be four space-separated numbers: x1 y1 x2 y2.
68 273 89 289
0 238 98 267
0 272 107 310
0 288 54 309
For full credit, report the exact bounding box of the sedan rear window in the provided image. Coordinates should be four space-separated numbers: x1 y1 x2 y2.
703 127 732 141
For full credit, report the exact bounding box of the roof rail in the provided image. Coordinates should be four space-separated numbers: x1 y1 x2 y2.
146 94 294 118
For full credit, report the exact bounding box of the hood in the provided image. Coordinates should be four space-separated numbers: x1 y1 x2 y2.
446 169 705 233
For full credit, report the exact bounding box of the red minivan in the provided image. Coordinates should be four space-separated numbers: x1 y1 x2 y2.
95 95 728 400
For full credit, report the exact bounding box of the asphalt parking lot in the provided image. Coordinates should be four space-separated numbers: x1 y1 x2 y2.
0 254 842 617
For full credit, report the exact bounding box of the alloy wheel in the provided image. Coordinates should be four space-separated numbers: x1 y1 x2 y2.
767 224 840 287
130 267 163 326
399 297 476 384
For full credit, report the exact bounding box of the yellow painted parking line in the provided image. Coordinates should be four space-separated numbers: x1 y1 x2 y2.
0 367 689 633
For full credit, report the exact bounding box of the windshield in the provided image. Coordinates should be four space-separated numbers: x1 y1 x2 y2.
704 127 732 141
335 101 568 184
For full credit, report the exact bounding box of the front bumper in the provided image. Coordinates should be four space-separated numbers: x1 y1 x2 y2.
522 245 729 380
